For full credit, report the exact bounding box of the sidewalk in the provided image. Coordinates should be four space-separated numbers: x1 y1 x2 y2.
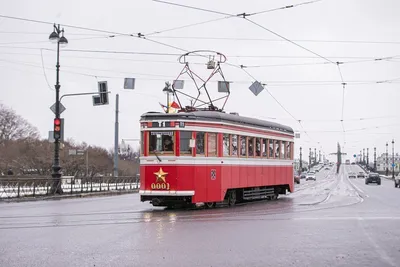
0 189 138 203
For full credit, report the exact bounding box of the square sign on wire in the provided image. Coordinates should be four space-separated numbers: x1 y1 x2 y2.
249 81 264 96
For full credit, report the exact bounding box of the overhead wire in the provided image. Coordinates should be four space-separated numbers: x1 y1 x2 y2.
40 49 53 91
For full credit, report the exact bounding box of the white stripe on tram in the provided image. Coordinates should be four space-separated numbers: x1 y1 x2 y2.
140 190 195 196
140 156 293 166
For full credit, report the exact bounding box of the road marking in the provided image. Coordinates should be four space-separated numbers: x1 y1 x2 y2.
358 217 397 267
293 216 400 221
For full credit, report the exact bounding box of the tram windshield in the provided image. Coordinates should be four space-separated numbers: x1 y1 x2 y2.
149 131 174 153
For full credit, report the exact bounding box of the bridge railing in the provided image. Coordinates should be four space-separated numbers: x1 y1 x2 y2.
0 176 140 199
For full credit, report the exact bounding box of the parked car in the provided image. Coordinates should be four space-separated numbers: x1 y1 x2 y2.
348 172 357 179
300 172 307 179
394 173 400 188
365 173 381 185
357 172 365 178
294 175 300 184
306 172 316 181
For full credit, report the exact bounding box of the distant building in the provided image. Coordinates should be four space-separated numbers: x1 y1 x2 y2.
376 153 400 174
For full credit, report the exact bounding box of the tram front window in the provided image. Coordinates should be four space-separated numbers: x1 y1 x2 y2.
149 131 174 153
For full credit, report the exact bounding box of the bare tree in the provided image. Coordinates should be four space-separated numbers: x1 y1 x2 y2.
0 104 40 142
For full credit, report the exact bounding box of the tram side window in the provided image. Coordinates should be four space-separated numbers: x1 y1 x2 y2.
240 136 247 157
248 137 255 157
269 139 274 158
180 131 192 154
232 134 238 156
149 131 174 153
196 132 205 155
256 138 261 156
208 133 217 157
275 140 280 158
262 138 267 157
223 134 230 156
286 142 291 159
281 141 286 159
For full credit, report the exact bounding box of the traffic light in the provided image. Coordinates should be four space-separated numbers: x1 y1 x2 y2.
53 118 62 140
98 81 109 105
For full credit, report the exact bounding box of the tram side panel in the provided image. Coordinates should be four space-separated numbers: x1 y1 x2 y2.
206 164 222 202
192 164 207 203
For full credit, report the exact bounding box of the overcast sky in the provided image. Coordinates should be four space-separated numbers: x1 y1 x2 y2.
0 0 399 160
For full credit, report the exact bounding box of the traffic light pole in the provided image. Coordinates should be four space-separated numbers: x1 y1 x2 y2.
113 94 119 177
51 38 63 194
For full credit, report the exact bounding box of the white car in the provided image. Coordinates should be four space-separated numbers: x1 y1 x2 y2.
306 172 316 181
395 174 400 188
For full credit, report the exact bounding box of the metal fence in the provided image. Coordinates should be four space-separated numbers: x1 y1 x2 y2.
0 176 140 199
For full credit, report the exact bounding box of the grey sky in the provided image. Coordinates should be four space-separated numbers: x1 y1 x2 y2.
0 0 399 160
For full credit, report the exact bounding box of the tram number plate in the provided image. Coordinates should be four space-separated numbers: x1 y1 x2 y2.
210 169 217 180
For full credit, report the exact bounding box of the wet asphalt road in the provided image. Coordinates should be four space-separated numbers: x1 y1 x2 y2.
1 165 400 267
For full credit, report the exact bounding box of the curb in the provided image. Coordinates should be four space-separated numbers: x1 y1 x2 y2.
0 190 139 203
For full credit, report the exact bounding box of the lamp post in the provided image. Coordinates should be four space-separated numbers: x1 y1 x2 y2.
314 148 316 164
392 139 395 179
363 148 365 165
386 142 389 176
299 147 302 174
163 82 173 113
49 24 68 194
374 147 376 171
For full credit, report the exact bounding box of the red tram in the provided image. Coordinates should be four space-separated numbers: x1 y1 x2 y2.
139 110 295 208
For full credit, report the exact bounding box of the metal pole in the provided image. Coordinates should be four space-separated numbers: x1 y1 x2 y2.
113 94 119 177
374 147 376 171
86 149 89 177
386 142 389 176
314 148 316 164
367 148 369 168
51 25 63 194
392 139 395 179
299 147 302 174
309 148 311 170
166 91 170 114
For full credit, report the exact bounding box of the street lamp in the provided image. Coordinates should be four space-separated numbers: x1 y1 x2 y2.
386 142 389 176
374 147 376 171
49 24 68 194
162 82 173 113
299 147 302 174
392 139 395 179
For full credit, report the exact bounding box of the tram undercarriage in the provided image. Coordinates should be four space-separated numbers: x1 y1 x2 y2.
141 185 290 208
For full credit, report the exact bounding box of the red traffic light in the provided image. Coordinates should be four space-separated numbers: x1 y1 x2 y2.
54 118 61 126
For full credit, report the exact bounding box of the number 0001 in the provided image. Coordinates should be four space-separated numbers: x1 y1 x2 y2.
151 183 170 190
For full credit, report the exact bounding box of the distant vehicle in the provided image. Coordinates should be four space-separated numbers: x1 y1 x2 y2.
345 160 350 165
294 175 300 184
394 173 400 188
357 172 365 178
324 167 330 170
365 173 381 185
351 162 355 165
348 172 357 179
306 172 316 181
300 172 307 179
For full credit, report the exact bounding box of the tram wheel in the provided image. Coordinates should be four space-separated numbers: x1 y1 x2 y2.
228 190 237 206
205 202 216 209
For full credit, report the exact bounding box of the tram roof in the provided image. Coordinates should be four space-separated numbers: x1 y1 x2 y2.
141 111 294 134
